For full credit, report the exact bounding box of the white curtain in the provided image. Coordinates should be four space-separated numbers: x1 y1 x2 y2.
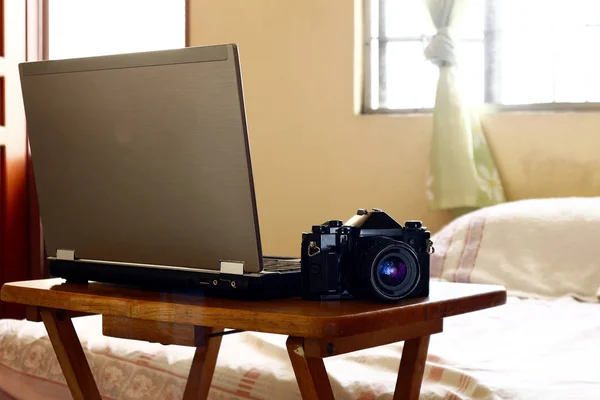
424 0 506 211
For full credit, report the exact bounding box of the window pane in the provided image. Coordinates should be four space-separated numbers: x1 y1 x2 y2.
48 0 185 60
385 42 437 109
370 39 380 109
551 0 600 102
383 41 483 110
380 0 483 109
384 0 434 38
493 0 598 105
370 0 380 38
495 0 555 32
459 0 484 40
496 30 554 105
553 0 600 27
458 42 484 104
553 27 588 103
370 0 600 109
585 27 600 102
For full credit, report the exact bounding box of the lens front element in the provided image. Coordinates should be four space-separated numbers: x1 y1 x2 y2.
377 256 408 287
361 239 420 301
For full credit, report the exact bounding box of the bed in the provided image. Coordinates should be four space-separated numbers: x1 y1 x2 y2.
0 197 599 399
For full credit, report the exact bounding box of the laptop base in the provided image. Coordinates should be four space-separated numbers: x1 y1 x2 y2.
50 260 301 300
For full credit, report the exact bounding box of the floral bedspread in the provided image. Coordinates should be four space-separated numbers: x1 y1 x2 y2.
0 296 599 399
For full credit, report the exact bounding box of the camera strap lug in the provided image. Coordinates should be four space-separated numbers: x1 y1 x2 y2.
426 239 435 254
308 242 321 257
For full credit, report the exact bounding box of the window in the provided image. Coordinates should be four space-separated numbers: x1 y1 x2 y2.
364 0 600 112
48 0 186 60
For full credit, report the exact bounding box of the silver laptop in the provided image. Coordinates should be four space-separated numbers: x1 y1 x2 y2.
19 44 301 297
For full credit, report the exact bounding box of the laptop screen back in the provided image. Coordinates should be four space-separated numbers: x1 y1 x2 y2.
19 44 264 273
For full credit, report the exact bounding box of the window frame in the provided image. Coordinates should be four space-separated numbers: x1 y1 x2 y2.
362 0 600 115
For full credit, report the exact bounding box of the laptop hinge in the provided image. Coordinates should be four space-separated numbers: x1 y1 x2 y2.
56 249 76 261
219 260 244 275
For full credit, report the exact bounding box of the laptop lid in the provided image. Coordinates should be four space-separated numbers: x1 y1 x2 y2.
19 44 265 273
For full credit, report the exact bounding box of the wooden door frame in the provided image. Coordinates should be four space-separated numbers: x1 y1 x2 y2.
1 0 31 318
185 0 191 47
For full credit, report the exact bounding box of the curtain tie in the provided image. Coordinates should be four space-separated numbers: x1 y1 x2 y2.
425 28 457 67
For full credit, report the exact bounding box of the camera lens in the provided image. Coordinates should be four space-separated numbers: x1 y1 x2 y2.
377 256 408 287
358 239 420 301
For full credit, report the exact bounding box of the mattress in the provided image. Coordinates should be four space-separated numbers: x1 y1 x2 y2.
0 294 598 400
3 197 600 399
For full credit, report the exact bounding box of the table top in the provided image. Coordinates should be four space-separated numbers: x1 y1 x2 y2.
1 278 506 338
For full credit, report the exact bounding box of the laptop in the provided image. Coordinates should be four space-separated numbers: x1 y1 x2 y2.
19 43 301 298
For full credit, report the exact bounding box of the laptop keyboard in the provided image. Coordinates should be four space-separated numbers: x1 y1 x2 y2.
263 258 301 272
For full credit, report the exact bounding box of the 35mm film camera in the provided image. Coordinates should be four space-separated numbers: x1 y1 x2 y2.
301 209 434 302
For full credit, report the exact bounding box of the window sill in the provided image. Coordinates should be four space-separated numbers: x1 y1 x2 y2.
362 102 600 115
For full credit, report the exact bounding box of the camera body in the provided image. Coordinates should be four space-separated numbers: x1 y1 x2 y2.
300 209 433 302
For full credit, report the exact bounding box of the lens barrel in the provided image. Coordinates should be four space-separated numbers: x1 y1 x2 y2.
359 238 420 301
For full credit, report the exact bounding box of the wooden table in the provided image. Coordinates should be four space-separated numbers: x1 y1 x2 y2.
0 279 506 400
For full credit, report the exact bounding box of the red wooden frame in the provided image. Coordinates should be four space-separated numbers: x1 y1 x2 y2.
0 0 4 127
0 0 27 319
0 0 4 58
0 1 44 319
0 77 4 127
185 0 191 47
0 145 5 300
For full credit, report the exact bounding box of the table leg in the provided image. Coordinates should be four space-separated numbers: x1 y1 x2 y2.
183 327 224 400
40 308 101 400
394 335 430 400
287 336 335 400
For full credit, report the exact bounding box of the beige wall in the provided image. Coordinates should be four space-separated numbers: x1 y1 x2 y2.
189 0 600 256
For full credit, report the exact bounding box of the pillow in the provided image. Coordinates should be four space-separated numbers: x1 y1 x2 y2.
430 197 600 301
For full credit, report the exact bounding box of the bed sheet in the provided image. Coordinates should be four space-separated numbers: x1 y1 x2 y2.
0 295 598 400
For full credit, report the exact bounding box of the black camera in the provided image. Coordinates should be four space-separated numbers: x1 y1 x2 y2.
300 209 433 302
